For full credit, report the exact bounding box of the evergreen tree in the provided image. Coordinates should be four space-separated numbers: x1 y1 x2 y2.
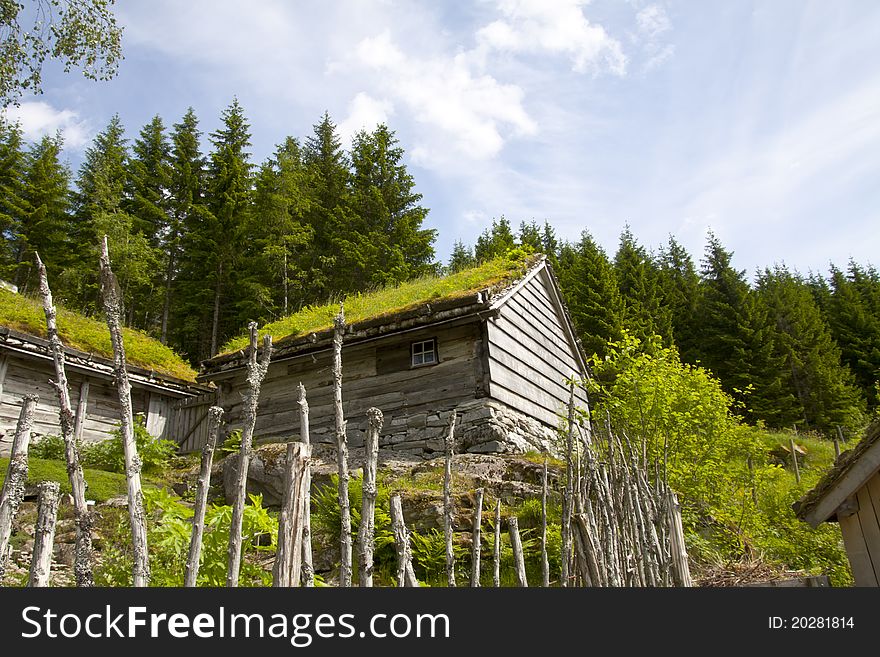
518 220 542 253
0 118 27 281
757 265 865 433
695 233 796 425
555 231 624 359
657 236 702 364
474 216 516 262
447 239 475 273
541 221 559 266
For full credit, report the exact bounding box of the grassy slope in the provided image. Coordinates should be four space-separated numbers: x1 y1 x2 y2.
0 457 129 502
220 252 537 354
0 288 197 382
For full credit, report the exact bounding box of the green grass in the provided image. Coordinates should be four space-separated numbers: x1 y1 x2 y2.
0 288 197 382
220 252 538 354
0 457 131 502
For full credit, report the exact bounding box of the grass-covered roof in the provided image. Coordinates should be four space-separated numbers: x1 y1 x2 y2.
0 287 198 383
220 251 541 355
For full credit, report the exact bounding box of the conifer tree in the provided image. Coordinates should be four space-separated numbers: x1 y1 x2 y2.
0 118 27 280
474 217 516 262
518 220 542 253
657 236 702 364
447 240 475 273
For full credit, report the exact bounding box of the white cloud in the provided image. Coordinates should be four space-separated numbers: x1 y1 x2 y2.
338 93 394 146
3 101 91 148
636 4 672 40
476 0 627 75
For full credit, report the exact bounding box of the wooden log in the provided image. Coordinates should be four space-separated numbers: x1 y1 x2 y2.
390 494 419 587
560 381 575 587
493 499 501 587
73 381 89 442
27 481 60 587
541 458 549 587
273 441 311 587
35 252 93 587
471 487 483 587
226 323 272 587
298 383 314 587
184 405 224 587
333 305 353 588
666 491 692 587
100 236 149 587
443 410 457 587
508 516 528 587
357 407 383 587
789 436 801 483
0 394 38 580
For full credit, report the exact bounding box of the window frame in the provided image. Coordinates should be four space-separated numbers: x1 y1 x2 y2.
410 337 438 368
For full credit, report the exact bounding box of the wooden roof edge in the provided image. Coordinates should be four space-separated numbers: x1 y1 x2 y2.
0 326 208 394
793 420 880 527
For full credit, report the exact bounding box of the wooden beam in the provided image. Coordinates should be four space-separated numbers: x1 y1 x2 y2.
73 380 89 442
802 438 880 528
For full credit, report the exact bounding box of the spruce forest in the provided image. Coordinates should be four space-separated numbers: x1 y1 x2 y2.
1 102 876 439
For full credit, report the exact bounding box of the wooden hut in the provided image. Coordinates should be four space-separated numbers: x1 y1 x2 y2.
793 421 880 586
196 254 590 456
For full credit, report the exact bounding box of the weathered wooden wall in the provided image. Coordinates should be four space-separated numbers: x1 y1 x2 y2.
0 352 186 454
485 267 589 430
838 470 880 586
207 322 481 449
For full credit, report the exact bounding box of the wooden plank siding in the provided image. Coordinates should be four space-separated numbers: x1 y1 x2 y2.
486 268 588 431
205 322 482 451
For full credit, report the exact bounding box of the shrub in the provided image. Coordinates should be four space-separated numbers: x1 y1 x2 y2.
81 418 177 474
29 434 66 460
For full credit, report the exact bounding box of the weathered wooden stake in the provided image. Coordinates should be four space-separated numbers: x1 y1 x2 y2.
298 383 314 587
471 487 483 587
561 381 575 587
184 405 224 587
227 322 272 587
28 481 60 587
332 304 353 587
493 499 501 587
833 438 841 459
390 494 419 587
541 458 549 587
0 394 38 580
666 491 692 587
443 410 457 587
509 516 528 587
35 251 94 587
789 436 800 484
358 407 383 587
100 236 150 587
273 441 311 587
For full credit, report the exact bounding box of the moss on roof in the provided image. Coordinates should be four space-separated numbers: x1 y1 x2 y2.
220 250 540 355
0 287 198 383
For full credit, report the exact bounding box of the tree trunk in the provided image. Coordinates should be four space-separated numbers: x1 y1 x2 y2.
27 481 60 587
390 494 419 587
332 305 353 587
298 383 314 587
184 405 224 587
211 261 223 357
443 410 457 587
35 252 94 587
273 441 311 587
541 458 549 587
509 517 528 587
100 236 150 587
226 322 272 587
493 499 501 587
357 407 383 587
0 393 38 580
470 487 483 587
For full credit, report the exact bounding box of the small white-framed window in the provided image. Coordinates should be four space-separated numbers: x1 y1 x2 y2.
411 338 437 367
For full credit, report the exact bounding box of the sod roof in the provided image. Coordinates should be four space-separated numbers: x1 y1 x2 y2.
0 287 198 383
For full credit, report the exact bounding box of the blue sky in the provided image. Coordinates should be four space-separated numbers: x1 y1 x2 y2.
5 0 880 279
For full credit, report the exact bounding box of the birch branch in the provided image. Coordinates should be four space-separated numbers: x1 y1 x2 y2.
298 383 314 587
226 322 272 587
35 251 93 587
390 494 419 587
0 394 38 580
332 304 352 587
443 410 457 587
27 481 60 587
100 236 149 587
184 405 224 587
357 407 383 587
470 487 483 587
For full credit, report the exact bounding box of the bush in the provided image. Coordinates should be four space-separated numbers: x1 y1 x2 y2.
29 434 66 460
81 418 177 474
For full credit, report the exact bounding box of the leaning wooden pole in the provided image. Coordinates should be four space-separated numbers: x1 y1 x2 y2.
560 382 576 587
390 494 419 587
100 236 149 587
35 252 93 587
443 410 457 587
332 304 353 587
297 383 314 587
273 441 311 587
509 516 528 587
666 491 692 587
493 499 501 587
226 322 272 587
184 405 224 587
471 487 483 587
0 394 38 580
27 481 60 587
541 458 550 587
357 407 383 587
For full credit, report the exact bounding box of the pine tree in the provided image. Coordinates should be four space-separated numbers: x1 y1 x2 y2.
447 240 475 273
554 231 624 359
0 118 27 281
474 217 515 262
757 265 865 433
657 236 701 364
518 220 542 253
541 221 559 266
